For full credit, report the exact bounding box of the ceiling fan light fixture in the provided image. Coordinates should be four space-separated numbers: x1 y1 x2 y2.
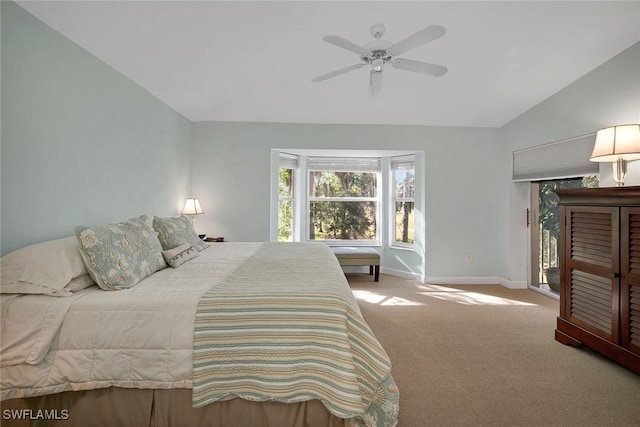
369 69 383 95
312 22 448 95
372 58 384 72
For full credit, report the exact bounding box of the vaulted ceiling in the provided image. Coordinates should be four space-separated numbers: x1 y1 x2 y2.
16 1 640 127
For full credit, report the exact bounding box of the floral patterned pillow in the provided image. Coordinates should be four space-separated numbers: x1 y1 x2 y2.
152 215 207 252
74 215 167 291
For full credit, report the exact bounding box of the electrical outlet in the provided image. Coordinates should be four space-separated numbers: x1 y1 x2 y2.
466 255 473 263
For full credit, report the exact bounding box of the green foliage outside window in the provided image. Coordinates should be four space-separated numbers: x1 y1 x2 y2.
395 202 415 244
309 171 377 241
394 168 415 244
278 168 293 241
538 175 599 273
539 175 599 240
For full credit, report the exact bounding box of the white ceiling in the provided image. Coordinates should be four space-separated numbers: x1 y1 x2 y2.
16 1 640 127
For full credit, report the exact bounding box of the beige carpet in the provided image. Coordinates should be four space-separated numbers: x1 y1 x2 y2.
346 273 640 427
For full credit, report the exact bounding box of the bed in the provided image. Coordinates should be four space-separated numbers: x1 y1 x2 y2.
0 215 399 427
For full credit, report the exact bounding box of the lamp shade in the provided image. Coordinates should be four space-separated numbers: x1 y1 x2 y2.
181 198 204 215
590 124 640 162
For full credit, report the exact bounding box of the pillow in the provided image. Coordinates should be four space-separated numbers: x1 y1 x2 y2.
63 274 96 292
0 283 73 297
1 236 87 296
152 215 207 252
163 243 199 268
75 215 167 291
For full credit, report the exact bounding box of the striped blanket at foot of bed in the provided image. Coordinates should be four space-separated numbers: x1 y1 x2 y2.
192 242 399 427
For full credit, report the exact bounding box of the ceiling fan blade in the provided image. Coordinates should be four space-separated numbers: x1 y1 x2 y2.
389 25 446 55
312 64 365 83
323 35 368 56
369 70 383 95
391 58 448 77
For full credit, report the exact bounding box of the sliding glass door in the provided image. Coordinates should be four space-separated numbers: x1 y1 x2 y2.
530 176 598 294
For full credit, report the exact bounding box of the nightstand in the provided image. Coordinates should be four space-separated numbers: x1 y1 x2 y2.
204 237 224 242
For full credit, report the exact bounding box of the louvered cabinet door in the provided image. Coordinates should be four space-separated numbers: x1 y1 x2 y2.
563 206 620 343
621 207 640 355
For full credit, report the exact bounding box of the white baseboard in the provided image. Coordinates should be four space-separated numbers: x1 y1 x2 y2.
423 276 528 290
499 278 528 289
424 276 502 285
381 267 424 282
346 267 528 290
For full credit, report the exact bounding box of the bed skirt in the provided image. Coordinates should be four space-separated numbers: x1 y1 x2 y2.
0 387 346 427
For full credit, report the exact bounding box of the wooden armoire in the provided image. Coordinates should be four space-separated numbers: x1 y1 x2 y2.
554 186 640 374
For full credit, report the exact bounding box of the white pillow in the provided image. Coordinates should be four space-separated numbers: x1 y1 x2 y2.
0 237 87 296
63 274 96 292
163 243 199 268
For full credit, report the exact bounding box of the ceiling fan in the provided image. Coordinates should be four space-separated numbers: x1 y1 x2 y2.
312 23 448 95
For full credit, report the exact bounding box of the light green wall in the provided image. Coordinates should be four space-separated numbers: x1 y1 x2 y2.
503 41 640 154
1 1 192 255
191 122 507 280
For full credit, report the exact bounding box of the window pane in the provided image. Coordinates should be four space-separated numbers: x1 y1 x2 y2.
278 200 293 242
309 171 377 198
395 201 415 243
278 167 294 242
394 170 415 199
309 201 377 241
279 168 293 197
532 175 598 292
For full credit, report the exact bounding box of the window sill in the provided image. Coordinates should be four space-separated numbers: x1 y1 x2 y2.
323 242 382 248
389 244 415 252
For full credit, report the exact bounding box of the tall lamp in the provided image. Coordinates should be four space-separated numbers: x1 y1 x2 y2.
181 198 204 226
590 124 640 187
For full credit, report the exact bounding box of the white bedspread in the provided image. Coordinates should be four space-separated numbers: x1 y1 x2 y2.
1 243 260 401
